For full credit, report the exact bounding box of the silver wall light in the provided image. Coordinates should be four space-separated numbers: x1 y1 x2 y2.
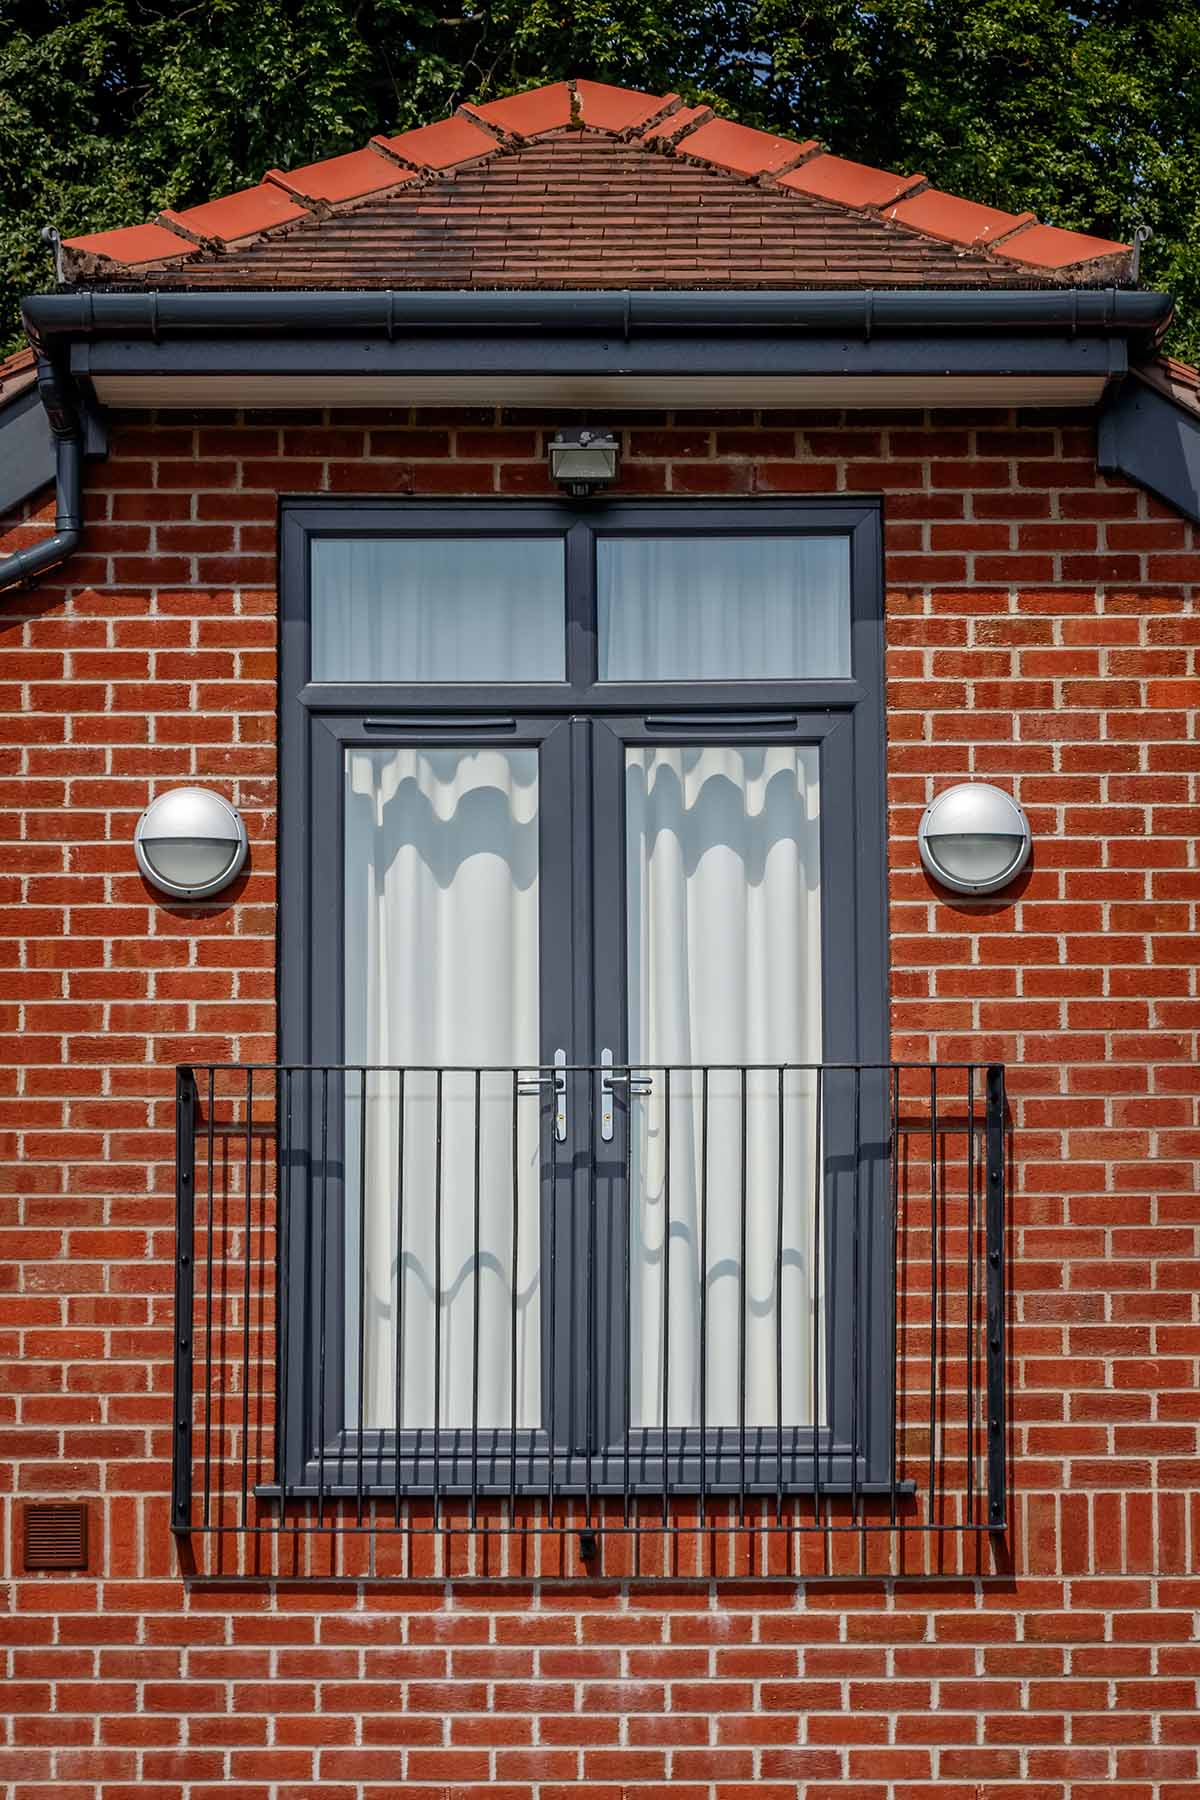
548 427 620 496
918 782 1031 896
134 788 248 900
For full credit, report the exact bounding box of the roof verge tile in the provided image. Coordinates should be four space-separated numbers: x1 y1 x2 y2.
780 153 925 211
679 117 818 179
886 188 1028 248
374 114 500 172
267 149 418 207
160 183 310 246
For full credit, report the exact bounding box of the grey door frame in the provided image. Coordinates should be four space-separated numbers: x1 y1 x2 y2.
278 496 890 1497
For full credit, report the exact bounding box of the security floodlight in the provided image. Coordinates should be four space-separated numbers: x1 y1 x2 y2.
548 428 619 496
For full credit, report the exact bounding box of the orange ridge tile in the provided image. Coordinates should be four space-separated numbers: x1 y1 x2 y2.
373 114 499 172
267 149 418 208
59 222 193 267
780 154 924 212
678 117 819 179
161 183 310 246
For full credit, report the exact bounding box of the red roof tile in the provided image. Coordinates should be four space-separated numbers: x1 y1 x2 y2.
63 221 192 269
373 114 498 171
0 346 37 409
678 117 818 178
780 153 922 211
998 221 1129 270
57 77 1133 288
268 149 416 207
886 188 1031 248
161 182 309 246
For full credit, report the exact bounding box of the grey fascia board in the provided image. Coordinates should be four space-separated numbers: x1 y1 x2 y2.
1097 374 1200 525
70 332 1130 382
0 385 55 516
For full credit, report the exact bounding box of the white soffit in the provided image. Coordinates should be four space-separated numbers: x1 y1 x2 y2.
90 373 1108 411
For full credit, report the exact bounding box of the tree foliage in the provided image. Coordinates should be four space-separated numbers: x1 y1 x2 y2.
2 0 1197 359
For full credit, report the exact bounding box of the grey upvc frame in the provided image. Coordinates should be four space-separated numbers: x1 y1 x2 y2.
278 497 890 1499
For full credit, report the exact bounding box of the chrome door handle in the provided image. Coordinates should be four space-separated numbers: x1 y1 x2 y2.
600 1048 653 1141
517 1048 568 1141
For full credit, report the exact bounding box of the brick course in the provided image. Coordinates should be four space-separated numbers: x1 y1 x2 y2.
1 409 1198 1796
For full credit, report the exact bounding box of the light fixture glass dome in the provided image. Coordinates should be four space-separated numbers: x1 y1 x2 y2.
134 788 248 899
918 782 1030 896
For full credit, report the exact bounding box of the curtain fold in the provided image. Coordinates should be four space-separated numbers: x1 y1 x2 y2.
625 744 824 1428
598 536 850 681
312 536 565 682
343 746 542 1429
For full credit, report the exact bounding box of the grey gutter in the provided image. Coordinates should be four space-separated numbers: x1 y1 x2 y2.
24 286 1173 346
0 360 83 595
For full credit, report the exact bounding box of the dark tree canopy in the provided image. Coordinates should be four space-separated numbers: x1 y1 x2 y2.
2 0 1197 359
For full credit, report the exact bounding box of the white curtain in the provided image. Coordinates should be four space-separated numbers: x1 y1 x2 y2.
312 536 565 682
625 745 824 1428
598 535 850 682
343 746 541 1429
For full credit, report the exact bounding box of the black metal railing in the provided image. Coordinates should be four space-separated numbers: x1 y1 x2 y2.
171 1060 1008 1579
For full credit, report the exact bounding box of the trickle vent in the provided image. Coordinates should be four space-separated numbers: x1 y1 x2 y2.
23 1503 88 1571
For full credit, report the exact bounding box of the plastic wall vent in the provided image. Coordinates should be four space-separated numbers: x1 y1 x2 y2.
23 1502 88 1571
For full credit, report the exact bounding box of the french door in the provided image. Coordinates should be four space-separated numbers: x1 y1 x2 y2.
280 501 889 1496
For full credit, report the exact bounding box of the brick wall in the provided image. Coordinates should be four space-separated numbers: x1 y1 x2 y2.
1 409 1198 1797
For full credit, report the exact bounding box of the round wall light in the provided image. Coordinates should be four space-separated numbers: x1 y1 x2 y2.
918 781 1031 896
134 788 248 900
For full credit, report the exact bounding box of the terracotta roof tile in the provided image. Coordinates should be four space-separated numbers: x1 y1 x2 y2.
268 148 416 206
374 114 498 171
678 117 818 178
63 221 191 269
998 221 1128 270
161 182 309 246
0 346 37 409
466 81 575 137
58 76 1133 287
886 188 1031 248
780 153 923 211
140 136 1052 291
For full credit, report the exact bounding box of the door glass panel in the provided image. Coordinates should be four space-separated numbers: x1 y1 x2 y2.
343 745 542 1429
598 535 851 681
625 744 824 1428
312 537 565 681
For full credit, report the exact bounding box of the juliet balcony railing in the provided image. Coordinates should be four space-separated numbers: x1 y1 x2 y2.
171 1060 1009 1580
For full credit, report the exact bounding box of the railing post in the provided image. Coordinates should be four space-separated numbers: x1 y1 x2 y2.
171 1067 197 1536
984 1064 1007 1531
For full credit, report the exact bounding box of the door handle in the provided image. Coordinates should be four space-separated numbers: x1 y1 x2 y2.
600 1048 653 1141
517 1047 568 1142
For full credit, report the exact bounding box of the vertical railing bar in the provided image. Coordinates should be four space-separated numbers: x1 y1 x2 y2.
171 1068 196 1538
547 1074 558 1527
698 1066 709 1531
276 1068 293 1524
240 1068 254 1529
775 1065 785 1526
509 1069 519 1527
355 1073 368 1524
586 1066 596 1530
888 1064 900 1532
928 1065 939 1524
661 1067 672 1528
737 1065 748 1524
966 1064 977 1532
202 1067 216 1530
985 1065 1007 1531
811 1065 823 1527
316 1069 329 1528
623 1062 633 1527
432 1068 444 1531
850 1066 862 1549
471 1068 482 1530
394 1069 406 1527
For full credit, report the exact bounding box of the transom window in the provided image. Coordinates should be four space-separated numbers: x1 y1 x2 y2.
279 500 888 1498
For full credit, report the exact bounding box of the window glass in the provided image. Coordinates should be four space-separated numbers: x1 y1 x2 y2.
312 537 566 681
598 535 851 681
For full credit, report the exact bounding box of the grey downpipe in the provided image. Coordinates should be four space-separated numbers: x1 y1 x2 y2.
23 286 1174 348
0 360 83 594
